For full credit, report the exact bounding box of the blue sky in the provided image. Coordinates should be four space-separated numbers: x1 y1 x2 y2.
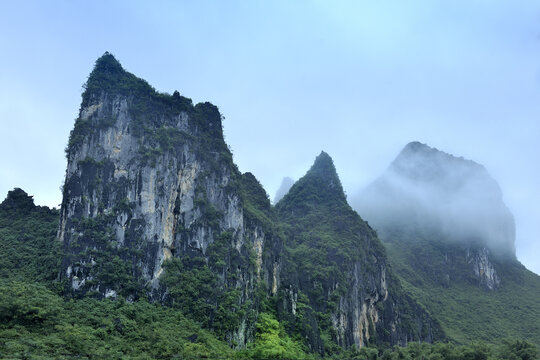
1 1 539 274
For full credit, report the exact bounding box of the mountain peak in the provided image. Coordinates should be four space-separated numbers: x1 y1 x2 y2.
403 140 429 152
92 51 125 74
356 141 515 258
306 151 344 196
391 141 486 187
312 150 333 168
273 177 294 204
277 152 346 211
0 188 35 213
81 52 152 108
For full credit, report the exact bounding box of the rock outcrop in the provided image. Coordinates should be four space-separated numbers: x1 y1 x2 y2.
59 54 443 350
276 152 442 351
59 53 280 345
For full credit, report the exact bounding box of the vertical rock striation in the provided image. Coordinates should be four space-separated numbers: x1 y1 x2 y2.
275 152 442 352
58 53 280 345
59 54 442 350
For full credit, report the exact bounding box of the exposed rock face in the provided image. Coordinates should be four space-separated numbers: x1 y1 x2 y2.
353 141 515 289
59 55 442 350
58 53 279 345
467 247 501 290
276 152 442 351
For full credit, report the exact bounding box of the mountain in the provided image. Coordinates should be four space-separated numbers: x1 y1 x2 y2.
0 55 538 358
273 176 294 204
58 52 285 345
275 152 443 353
57 53 442 352
0 187 535 359
0 191 234 358
352 142 540 344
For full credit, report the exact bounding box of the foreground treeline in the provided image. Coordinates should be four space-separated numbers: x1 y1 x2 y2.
0 280 537 360
0 191 537 359
0 280 232 359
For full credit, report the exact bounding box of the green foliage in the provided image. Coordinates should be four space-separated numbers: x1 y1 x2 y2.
0 280 234 359
194 192 224 230
0 188 61 286
67 213 147 298
138 126 189 165
275 153 388 351
0 281 62 326
161 233 252 340
161 256 218 328
381 229 540 345
241 313 313 360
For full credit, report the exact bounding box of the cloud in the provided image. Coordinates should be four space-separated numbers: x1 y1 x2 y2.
352 142 516 258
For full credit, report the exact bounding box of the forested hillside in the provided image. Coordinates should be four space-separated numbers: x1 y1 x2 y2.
0 56 538 359
353 142 540 346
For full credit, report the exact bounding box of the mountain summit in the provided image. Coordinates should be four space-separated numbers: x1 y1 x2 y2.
277 152 346 215
357 141 515 258
276 152 442 351
0 188 36 213
352 141 540 344
273 177 294 204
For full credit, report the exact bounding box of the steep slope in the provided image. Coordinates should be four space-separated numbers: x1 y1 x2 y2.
353 142 540 344
276 152 443 354
58 54 449 352
59 53 282 345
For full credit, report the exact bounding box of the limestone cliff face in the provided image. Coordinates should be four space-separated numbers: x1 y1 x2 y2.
276 152 442 352
59 54 442 351
58 53 279 345
467 247 500 290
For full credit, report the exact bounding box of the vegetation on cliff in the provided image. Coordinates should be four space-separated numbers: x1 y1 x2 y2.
354 142 540 345
275 152 442 353
382 229 540 345
0 188 61 286
0 169 537 359
1 55 538 359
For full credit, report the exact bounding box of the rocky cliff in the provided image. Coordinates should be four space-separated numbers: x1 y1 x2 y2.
59 53 283 345
275 152 442 352
59 54 442 350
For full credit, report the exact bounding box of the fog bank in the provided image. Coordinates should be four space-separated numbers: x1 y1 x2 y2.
352 142 516 258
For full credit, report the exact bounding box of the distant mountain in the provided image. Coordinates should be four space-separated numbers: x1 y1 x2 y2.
352 142 540 344
273 176 294 204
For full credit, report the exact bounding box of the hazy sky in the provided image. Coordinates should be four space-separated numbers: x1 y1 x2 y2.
1 1 539 274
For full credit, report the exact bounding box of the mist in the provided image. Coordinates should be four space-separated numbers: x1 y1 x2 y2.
273 177 295 204
0 1 539 273
351 142 516 258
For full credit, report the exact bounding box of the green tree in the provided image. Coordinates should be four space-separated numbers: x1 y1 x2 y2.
248 313 309 360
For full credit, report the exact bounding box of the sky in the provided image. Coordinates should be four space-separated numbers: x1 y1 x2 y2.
0 1 539 274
